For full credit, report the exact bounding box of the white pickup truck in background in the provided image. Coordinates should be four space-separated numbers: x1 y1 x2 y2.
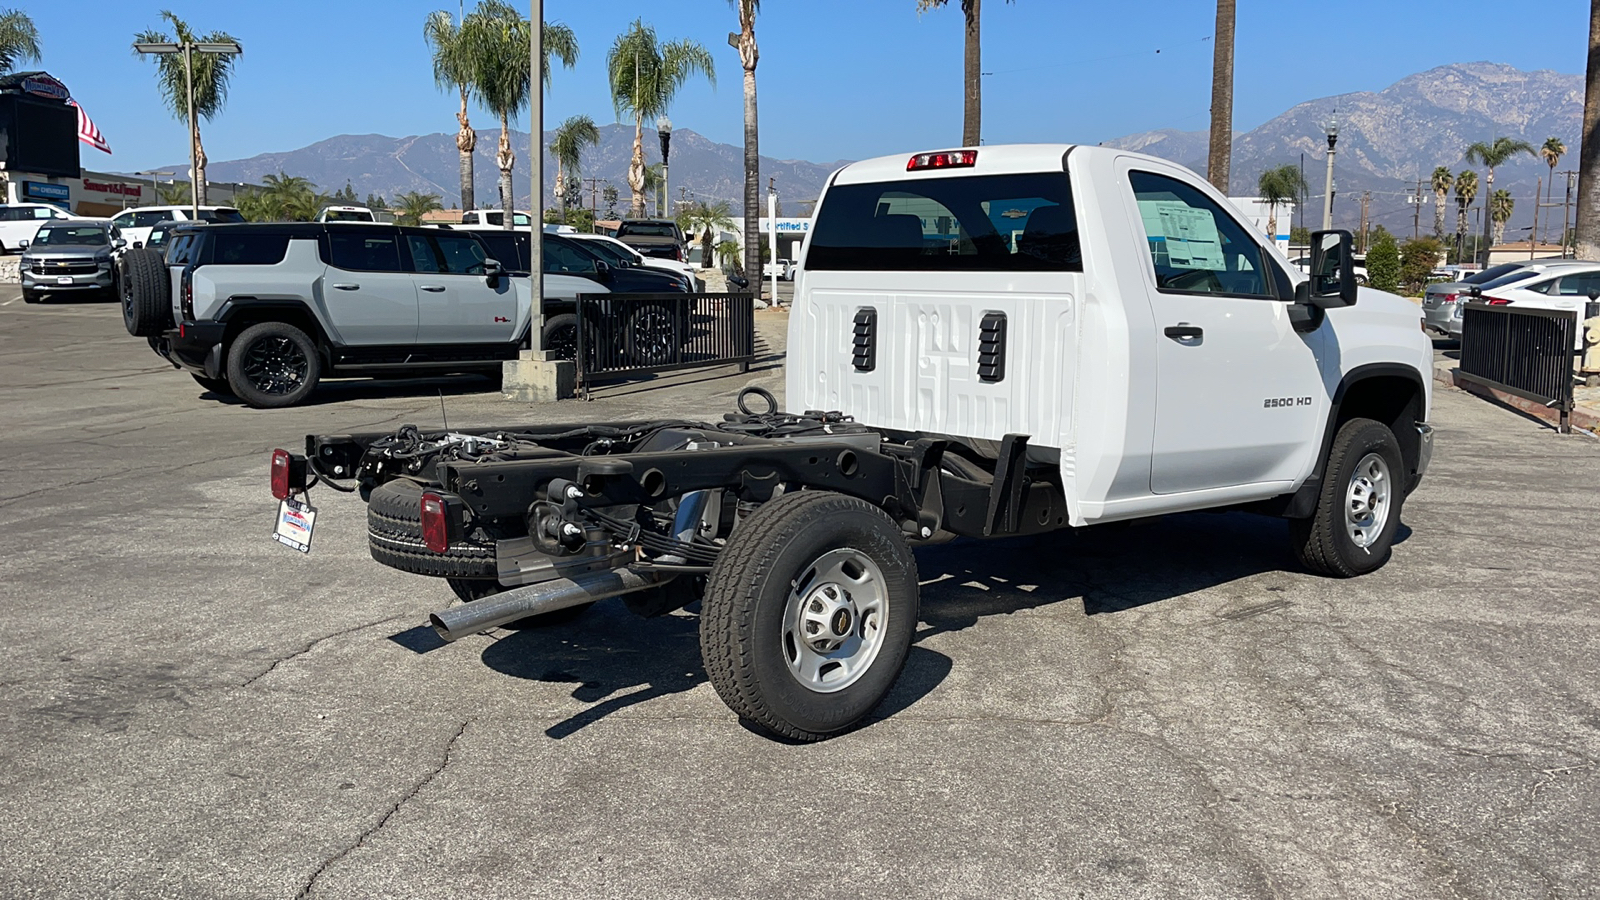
292 142 1434 741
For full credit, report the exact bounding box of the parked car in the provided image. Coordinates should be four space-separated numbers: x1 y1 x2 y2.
316 205 377 223
1462 262 1600 350
1421 261 1541 337
109 205 246 250
763 258 796 281
19 219 124 303
1429 260 1594 340
567 232 703 289
461 209 534 227
0 203 83 253
614 218 687 263
122 222 602 407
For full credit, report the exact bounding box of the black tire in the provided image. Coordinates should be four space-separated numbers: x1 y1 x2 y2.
700 491 920 741
542 313 579 361
21 289 41 304
225 321 320 408
191 374 233 396
1290 417 1406 578
121 249 171 337
367 479 498 579
625 301 677 366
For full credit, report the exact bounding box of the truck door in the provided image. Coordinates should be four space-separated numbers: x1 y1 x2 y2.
318 227 419 345
1117 162 1322 494
406 231 518 344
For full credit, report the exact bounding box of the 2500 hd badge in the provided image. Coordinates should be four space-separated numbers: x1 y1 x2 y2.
1264 396 1315 408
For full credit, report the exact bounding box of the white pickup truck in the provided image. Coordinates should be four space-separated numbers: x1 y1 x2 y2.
286 143 1434 741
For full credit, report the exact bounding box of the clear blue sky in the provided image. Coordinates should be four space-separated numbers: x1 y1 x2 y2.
22 0 1595 174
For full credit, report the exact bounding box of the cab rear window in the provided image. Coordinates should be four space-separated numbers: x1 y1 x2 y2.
208 232 290 265
807 172 1081 272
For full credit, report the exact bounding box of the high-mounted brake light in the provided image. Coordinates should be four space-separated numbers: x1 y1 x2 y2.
420 492 450 553
271 449 292 500
907 150 978 171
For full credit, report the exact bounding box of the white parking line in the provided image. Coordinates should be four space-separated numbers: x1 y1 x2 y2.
0 298 16 306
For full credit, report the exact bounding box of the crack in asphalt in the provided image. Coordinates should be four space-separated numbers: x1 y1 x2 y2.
0 450 261 507
294 719 470 900
240 616 406 688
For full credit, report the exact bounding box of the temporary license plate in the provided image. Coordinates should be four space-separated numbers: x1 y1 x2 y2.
57 276 73 285
272 496 318 553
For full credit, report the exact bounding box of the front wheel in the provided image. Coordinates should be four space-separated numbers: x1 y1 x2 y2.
225 321 321 408
701 491 920 741
1290 417 1405 577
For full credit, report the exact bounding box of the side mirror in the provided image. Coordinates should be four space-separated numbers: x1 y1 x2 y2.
483 258 504 285
17 240 27 250
114 238 128 249
593 259 612 282
1293 229 1358 308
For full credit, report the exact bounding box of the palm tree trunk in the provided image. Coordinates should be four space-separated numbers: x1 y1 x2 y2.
1206 0 1236 192
496 114 515 229
1457 203 1468 259
962 0 981 146
737 3 762 290
1266 204 1277 246
1577 0 1600 260
456 86 476 212
628 115 647 218
194 131 209 206
1492 220 1507 247
555 160 566 223
1434 193 1446 240
1480 167 1496 260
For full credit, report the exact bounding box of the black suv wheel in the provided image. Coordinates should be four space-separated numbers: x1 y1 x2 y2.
226 321 321 408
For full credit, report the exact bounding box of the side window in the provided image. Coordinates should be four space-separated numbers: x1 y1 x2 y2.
406 236 442 273
0 208 22 221
1556 272 1600 297
1524 278 1554 295
211 233 290 265
542 239 596 274
134 211 168 228
33 207 55 219
1128 170 1269 298
431 234 489 274
327 232 402 272
167 234 193 265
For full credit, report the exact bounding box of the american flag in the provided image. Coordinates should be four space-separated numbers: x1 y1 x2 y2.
67 99 112 154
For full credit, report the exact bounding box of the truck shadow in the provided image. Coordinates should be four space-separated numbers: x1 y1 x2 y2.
475 510 1410 737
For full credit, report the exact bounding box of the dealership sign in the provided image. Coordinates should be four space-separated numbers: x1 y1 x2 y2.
83 179 142 198
22 181 70 201
20 74 69 101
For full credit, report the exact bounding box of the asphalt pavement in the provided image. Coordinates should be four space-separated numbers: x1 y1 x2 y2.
1 287 1597 899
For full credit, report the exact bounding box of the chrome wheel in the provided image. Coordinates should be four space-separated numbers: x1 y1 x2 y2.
781 548 889 694
241 335 309 396
627 304 676 365
1344 452 1392 549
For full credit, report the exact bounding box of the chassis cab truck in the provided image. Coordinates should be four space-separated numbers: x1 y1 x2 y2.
285 145 1434 741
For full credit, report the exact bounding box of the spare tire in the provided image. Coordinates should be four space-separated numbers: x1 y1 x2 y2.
121 249 172 337
366 479 499 580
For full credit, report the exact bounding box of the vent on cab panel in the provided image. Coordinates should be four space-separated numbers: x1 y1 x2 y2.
978 311 1007 383
852 307 877 372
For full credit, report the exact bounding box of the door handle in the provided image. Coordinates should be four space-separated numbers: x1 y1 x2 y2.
419 284 446 292
331 282 359 291
1164 324 1203 341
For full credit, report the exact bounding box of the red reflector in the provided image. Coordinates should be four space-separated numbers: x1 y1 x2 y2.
1442 293 1458 303
420 492 449 554
907 149 978 171
270 449 291 500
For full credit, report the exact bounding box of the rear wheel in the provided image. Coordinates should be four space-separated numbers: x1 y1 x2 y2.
701 491 920 741
625 302 677 366
541 313 579 361
226 321 320 408
1290 417 1405 577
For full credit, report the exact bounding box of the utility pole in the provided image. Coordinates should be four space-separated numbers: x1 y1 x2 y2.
583 176 603 218
1410 177 1426 239
1560 170 1577 258
1531 176 1541 259
1359 191 1370 251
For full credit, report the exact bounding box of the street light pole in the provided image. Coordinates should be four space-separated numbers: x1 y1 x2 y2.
657 116 672 219
135 40 241 220
1321 114 1338 231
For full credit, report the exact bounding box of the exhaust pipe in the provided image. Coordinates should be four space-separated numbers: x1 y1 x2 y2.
429 567 670 641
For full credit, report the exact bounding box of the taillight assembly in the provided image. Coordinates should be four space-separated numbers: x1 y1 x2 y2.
907 149 978 171
1442 292 1458 303
420 492 450 553
181 271 195 320
1485 296 1512 305
271 448 307 500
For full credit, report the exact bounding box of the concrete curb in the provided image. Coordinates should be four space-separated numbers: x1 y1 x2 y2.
1432 357 1600 431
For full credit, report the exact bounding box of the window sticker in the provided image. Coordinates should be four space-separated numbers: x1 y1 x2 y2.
1138 200 1226 271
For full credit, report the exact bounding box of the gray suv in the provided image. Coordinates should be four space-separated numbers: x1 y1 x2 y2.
121 223 603 408
20 220 124 303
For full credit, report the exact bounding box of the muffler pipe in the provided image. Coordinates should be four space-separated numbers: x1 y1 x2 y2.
429 567 670 641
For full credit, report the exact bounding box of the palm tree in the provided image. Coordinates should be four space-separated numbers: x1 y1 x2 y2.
1454 170 1478 259
606 19 716 218
1489 189 1514 247
1580 1 1600 261
1538 137 1566 244
715 238 743 274
1430 166 1453 240
395 190 444 226
678 200 736 270
0 7 41 74
1463 136 1535 260
133 11 241 207
549 114 600 221
424 10 478 212
461 1 578 228
1256 165 1307 246
730 0 762 292
1207 0 1236 192
915 0 1013 146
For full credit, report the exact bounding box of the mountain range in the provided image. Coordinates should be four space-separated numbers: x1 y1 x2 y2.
162 62 1582 237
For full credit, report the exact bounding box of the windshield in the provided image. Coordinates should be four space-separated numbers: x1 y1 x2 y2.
477 211 531 226
621 222 679 237
196 208 246 223
33 225 109 247
1478 268 1551 291
324 210 374 222
1464 263 1523 285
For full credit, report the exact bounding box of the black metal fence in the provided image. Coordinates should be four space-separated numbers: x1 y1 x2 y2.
574 292 756 400
1458 302 1578 433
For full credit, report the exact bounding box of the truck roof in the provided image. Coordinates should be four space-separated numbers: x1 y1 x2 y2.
831 143 1210 186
